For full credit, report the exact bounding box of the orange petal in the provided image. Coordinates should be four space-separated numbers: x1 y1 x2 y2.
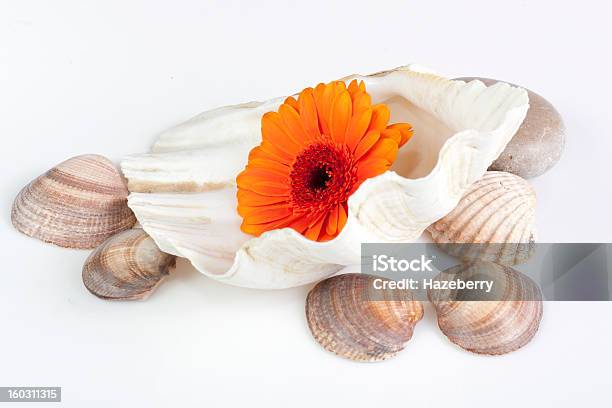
260 141 294 165
287 213 319 234
346 107 372 150
325 204 339 236
241 211 304 235
351 91 371 113
353 129 381 160
241 222 267 236
330 90 352 144
242 206 293 224
298 88 321 140
305 213 327 241
315 81 345 137
338 204 348 232
347 79 360 98
368 104 390 132
249 181 289 197
314 83 333 136
262 111 301 154
238 201 290 217
242 216 290 236
347 80 365 100
356 158 392 180
381 128 401 144
238 189 287 206
247 158 290 175
387 123 414 147
248 146 282 163
269 213 302 229
284 96 299 112
318 232 337 242
279 104 311 145
361 137 399 164
236 168 287 188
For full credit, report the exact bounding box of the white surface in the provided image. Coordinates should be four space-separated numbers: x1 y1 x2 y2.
1 1 611 407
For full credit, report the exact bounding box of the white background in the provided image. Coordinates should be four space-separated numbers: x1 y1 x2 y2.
1 1 611 407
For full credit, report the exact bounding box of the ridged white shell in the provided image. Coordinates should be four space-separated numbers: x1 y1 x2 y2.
122 65 529 289
428 171 536 265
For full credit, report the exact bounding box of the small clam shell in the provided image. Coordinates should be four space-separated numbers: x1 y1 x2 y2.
82 229 176 300
12 154 136 249
429 262 543 355
306 273 424 362
428 171 536 265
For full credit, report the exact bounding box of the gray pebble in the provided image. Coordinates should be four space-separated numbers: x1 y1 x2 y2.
455 77 565 179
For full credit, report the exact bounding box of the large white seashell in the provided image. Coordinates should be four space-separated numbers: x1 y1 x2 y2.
121 66 529 289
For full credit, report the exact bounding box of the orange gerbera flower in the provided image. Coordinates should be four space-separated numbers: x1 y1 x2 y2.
236 80 413 242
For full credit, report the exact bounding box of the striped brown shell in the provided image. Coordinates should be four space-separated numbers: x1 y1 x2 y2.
428 261 543 355
306 273 423 362
82 229 175 300
12 154 136 249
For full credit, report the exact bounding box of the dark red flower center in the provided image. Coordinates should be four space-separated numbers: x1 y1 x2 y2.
289 142 357 213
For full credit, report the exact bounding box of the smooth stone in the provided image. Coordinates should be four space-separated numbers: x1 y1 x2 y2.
455 77 565 179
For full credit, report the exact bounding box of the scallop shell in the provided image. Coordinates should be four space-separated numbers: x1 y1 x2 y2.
12 154 136 249
428 261 543 355
428 171 536 265
82 228 176 300
122 65 529 288
306 273 424 362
